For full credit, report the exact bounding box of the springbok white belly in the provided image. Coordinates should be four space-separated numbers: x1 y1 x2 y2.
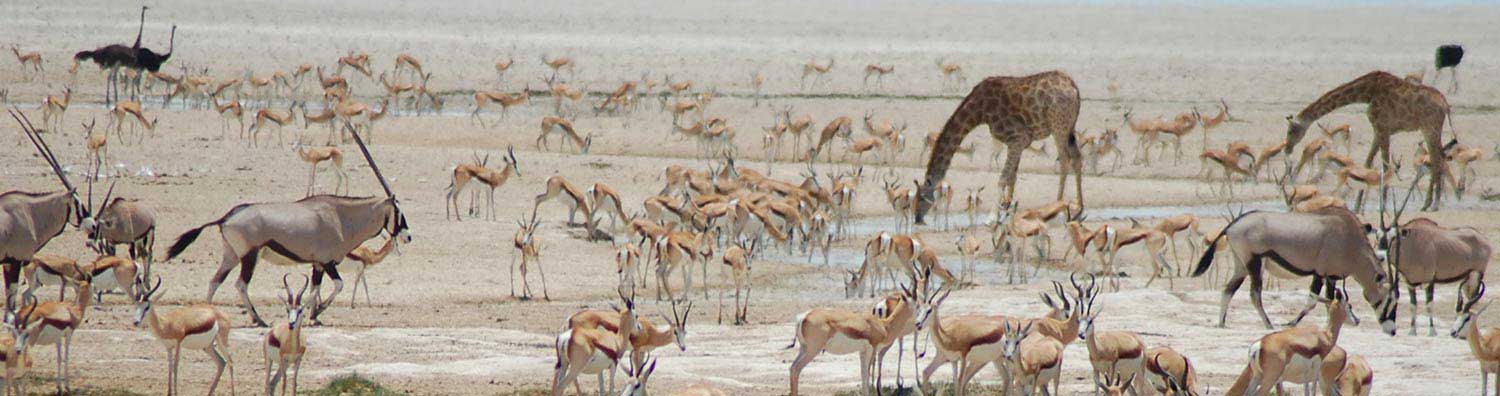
93 268 122 294
32 325 67 346
823 332 868 355
176 322 219 350
968 342 1006 367
33 271 64 288
1279 354 1323 385
580 349 617 375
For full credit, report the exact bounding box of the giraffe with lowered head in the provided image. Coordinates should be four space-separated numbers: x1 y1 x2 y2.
917 71 1083 225
1283 71 1453 211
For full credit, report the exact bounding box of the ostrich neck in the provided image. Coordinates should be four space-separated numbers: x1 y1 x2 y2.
133 8 145 49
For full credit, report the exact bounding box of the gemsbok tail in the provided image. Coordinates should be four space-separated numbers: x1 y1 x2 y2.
166 204 250 261
1193 210 1258 277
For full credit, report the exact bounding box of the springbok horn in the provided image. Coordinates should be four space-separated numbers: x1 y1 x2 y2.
282 273 296 304
346 121 394 198
297 274 311 306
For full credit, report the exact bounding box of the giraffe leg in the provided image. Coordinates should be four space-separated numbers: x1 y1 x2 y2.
998 138 1030 207
1422 127 1446 211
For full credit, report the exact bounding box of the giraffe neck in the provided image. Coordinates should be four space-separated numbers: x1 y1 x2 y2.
918 96 981 222
1295 72 1390 126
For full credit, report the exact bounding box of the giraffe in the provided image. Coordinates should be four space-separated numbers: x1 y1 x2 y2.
917 71 1083 225
1283 71 1453 211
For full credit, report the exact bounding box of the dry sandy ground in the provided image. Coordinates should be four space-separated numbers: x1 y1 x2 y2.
2 1 1500 395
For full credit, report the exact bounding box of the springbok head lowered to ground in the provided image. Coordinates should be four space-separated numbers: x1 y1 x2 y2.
346 122 412 245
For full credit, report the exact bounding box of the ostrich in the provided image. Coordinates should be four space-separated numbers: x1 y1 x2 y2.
1434 44 1463 93
74 6 148 104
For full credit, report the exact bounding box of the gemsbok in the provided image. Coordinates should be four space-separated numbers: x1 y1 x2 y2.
164 125 411 326
5 111 94 309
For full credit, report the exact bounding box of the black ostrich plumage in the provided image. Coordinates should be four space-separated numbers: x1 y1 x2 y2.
1436 44 1464 70
74 45 136 69
133 25 176 73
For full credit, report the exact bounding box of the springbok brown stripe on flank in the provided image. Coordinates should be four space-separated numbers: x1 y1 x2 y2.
268 332 281 348
1119 345 1144 360
1286 342 1326 358
185 319 217 336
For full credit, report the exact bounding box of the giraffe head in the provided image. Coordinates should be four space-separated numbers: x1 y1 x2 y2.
1283 115 1310 157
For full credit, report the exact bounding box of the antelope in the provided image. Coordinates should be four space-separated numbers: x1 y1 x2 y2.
807 116 853 162
81 255 141 303
1123 110 1165 165
470 87 530 126
718 240 756 325
210 95 245 140
413 73 444 116
863 63 894 90
1078 299 1147 396
1225 288 1355 396
494 56 514 86
762 117 787 165
1144 348 1200 396
5 111 94 308
787 286 917 396
1194 201 1398 330
17 273 89 396
246 72 275 107
569 296 691 379
297 102 339 144
1375 214 1492 336
107 100 157 144
1153 214 1204 274
9 46 41 78
82 120 111 178
652 230 709 301
535 175 593 229
1080 128 1125 174
616 357 657 396
799 57 834 90
751 70 766 107
1450 144 1486 198
345 236 397 308
1199 149 1252 193
847 137 885 166
1317 122 1353 154
912 286 1012 396
953 233 983 286
293 142 347 197
551 291 636 396
1331 354 1373 396
41 88 71 132
1451 287 1500 396
936 58 966 90
1156 113 1197 164
446 148 522 221
1289 137 1332 182
512 208 548 300
1096 373 1138 396
1312 150 1357 183
616 244 645 290
1252 141 1289 181
132 277 236 396
1330 163 1397 200
0 301 35 396
315 66 346 91
588 183 629 233
993 204 1051 284
164 129 411 326
1193 99 1230 146
21 254 84 301
781 107 815 152
961 187 984 230
264 275 309 396
881 178 916 233
541 54 575 81
538 116 593 154
1001 322 1065 396
377 72 415 113
393 53 424 81
336 52 372 78
249 102 297 147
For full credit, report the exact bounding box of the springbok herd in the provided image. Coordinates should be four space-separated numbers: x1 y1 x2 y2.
3 4 1500 396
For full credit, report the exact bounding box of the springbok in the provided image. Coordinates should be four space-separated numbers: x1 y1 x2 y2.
1001 321 1065 396
21 254 84 301
538 116 593 154
1376 214 1492 335
512 208 548 300
1451 286 1500 396
293 142 347 197
534 175 592 228
935 58 966 90
541 54 575 82
132 277 236 396
164 126 411 326
863 64 894 90
264 275 309 396
567 297 690 373
720 240 756 325
551 290 636 396
445 147 521 221
107 100 157 144
5 111 93 309
1226 288 1355 396
1144 348 1201 396
788 286 917 396
248 102 297 147
0 300 35 396
41 88 71 133
345 236 398 308
470 87 530 127
1079 298 1147 396
799 57 834 90
18 274 91 394
1193 99 1230 146
9 46 41 78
